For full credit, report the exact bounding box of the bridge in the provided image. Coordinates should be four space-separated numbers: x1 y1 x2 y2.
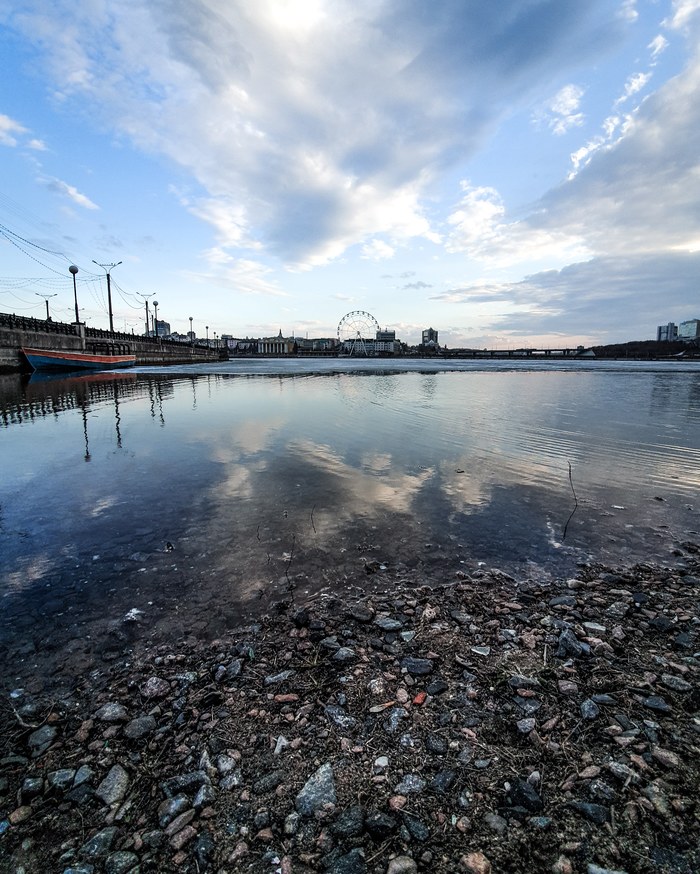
0 312 222 373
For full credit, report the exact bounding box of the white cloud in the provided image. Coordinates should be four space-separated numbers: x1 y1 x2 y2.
189 255 288 297
536 84 586 135
44 177 99 210
614 71 652 106
361 239 395 261
648 34 669 61
0 113 28 146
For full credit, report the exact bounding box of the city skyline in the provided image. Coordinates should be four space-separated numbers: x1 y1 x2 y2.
1 1 700 347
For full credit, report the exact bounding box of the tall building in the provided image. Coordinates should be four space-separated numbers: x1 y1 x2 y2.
656 322 678 341
678 319 700 342
422 327 439 347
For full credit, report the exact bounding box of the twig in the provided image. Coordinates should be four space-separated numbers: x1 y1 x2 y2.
310 504 316 534
562 461 579 541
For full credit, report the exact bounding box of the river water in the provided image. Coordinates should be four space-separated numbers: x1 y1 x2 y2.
1 359 700 686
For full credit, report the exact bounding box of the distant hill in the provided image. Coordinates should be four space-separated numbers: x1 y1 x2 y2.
592 340 698 358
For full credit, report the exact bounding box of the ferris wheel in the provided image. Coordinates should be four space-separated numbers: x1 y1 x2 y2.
337 310 380 356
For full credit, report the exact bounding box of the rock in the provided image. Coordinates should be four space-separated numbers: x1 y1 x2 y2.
401 811 429 841
158 794 191 828
325 704 358 730
400 657 434 676
587 865 630 874
47 769 76 793
580 699 600 720
124 714 157 740
460 851 492 873
568 801 610 823
364 810 397 838
470 646 491 657
28 724 57 756
387 856 418 874
140 676 170 699
253 770 285 794
96 765 130 806
651 746 680 768
333 647 357 663
429 770 456 793
104 851 140 874
505 779 543 812
161 771 210 797
328 848 367 873
661 674 692 692
94 703 128 722
516 717 536 734
295 763 336 816
264 669 295 685
394 774 425 794
483 812 508 834
556 629 584 659
331 805 365 838
643 695 672 714
374 617 403 631
80 826 119 859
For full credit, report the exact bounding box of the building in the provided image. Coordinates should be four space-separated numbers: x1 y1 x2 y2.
422 327 439 347
678 319 700 342
656 322 678 342
258 329 296 354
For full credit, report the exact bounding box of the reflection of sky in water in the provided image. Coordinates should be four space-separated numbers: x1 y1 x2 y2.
1 364 700 604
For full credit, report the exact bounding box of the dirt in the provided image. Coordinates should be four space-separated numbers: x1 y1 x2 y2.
1 547 699 874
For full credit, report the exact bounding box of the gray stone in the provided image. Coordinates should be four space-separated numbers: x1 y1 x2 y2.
63 867 95 874
94 703 128 723
158 794 191 827
161 770 210 797
429 770 456 794
484 812 508 834
387 856 418 874
513 696 541 716
400 657 434 676
124 714 157 740
194 782 217 808
586 865 629 874
506 779 543 812
549 595 577 607
325 704 358 730
73 765 96 788
333 647 357 663
556 628 584 659
20 775 44 802
374 617 403 631
394 773 426 794
96 765 130 806
105 851 139 874
219 771 243 791
661 674 692 692
28 724 57 756
364 810 397 838
295 763 337 816
643 695 672 714
568 801 610 824
264 670 295 685
470 646 491 657
328 848 367 874
253 770 285 794
516 717 536 734
507 675 541 689
140 676 170 699
47 769 76 793
580 699 600 720
80 826 119 858
331 805 365 838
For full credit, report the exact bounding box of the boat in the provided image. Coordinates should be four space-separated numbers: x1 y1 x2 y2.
21 346 136 372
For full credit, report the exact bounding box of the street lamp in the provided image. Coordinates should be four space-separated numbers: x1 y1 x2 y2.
153 300 159 338
35 292 57 321
92 260 121 333
189 316 193 345
69 265 80 323
206 325 209 344
136 292 155 336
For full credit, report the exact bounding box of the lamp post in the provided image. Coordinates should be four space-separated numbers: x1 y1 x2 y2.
153 300 159 338
35 292 57 321
189 316 193 345
136 292 155 336
69 265 80 323
92 260 121 333
214 331 218 349
206 325 209 345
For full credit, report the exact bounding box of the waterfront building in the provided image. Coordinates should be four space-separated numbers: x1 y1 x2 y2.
678 319 700 342
258 329 296 354
656 322 678 342
422 327 439 347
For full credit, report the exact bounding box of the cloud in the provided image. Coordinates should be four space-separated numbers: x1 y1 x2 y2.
1 0 629 269
361 239 395 261
536 84 585 135
0 113 28 146
402 280 433 290
614 71 652 106
44 177 99 209
445 182 590 267
187 255 288 297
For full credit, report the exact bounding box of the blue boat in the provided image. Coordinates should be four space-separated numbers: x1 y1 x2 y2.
21 346 136 371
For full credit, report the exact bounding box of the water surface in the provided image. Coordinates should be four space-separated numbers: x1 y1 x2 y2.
1 359 699 686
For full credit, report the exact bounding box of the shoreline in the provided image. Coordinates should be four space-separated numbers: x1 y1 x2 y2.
1 550 699 874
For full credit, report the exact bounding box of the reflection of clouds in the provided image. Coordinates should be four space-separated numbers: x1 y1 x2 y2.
360 451 393 473
5 556 52 591
289 439 434 515
440 462 493 514
90 496 118 517
189 415 287 462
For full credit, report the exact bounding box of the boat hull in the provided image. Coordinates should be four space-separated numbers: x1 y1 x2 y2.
21 347 136 371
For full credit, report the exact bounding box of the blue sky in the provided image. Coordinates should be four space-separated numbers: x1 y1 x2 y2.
1 0 699 347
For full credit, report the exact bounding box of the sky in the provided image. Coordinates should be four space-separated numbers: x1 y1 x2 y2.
1 0 699 348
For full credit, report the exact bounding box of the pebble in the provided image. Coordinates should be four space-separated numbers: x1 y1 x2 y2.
96 765 130 806
295 763 336 816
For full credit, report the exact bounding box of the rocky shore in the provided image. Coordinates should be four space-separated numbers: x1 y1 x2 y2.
1 547 699 874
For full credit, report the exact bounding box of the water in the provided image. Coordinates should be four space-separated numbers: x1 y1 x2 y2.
1 359 700 685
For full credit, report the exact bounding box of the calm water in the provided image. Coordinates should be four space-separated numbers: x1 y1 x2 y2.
1 358 700 682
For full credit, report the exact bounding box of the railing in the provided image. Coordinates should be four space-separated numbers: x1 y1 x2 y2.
0 312 78 336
